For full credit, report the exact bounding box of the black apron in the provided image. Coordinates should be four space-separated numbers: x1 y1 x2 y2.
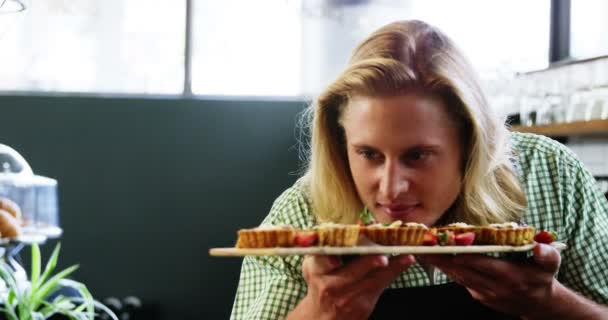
370 282 519 319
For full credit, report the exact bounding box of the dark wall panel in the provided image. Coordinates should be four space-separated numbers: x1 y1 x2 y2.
0 95 306 319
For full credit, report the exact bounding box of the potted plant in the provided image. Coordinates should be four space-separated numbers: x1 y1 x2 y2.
0 243 117 320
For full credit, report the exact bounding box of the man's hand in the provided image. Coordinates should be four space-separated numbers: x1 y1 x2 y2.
288 254 415 320
422 244 561 318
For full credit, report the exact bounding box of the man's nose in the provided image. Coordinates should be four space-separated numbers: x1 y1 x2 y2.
379 162 409 201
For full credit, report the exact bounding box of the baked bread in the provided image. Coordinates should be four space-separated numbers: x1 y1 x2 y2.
362 221 428 246
0 198 22 220
0 209 20 238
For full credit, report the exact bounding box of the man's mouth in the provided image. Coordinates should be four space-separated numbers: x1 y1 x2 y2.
378 203 420 220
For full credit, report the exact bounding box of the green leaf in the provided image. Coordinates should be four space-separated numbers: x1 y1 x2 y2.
438 231 448 245
31 264 79 311
7 289 17 306
359 207 376 225
0 265 19 295
0 304 18 320
0 242 116 320
69 297 119 320
59 279 95 317
17 304 30 320
30 243 41 293
38 299 59 316
550 231 558 241
38 243 62 290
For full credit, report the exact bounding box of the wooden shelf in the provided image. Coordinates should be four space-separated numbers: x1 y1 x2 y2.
510 119 608 136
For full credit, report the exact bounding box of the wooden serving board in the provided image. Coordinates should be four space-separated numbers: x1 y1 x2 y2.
209 242 566 257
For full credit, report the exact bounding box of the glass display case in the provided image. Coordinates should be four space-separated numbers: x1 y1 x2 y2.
0 144 61 243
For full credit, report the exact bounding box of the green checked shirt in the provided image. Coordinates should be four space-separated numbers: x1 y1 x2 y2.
230 132 608 319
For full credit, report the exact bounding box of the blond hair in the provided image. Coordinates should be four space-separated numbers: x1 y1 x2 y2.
301 20 526 225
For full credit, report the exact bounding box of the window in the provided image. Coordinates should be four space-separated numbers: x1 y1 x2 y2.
191 0 301 97
570 0 608 60
0 0 551 97
0 0 185 94
296 0 550 96
192 0 550 97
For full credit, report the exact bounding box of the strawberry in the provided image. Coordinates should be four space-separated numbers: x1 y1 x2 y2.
422 231 438 246
534 231 557 244
437 230 455 246
295 231 318 247
454 232 475 246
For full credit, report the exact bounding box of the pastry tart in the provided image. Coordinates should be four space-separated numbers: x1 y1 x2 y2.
315 223 360 246
475 222 535 246
236 225 297 248
362 221 428 246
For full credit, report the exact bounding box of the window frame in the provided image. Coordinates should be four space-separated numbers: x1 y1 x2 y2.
549 0 570 63
549 0 608 67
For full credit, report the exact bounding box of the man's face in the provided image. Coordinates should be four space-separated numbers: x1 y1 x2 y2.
342 94 464 226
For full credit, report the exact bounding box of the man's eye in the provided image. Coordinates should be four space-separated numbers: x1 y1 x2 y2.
357 149 381 160
405 150 430 162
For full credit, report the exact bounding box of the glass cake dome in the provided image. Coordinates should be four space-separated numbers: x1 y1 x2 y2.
0 144 61 241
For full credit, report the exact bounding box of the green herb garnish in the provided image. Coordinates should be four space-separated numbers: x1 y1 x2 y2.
358 207 376 225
